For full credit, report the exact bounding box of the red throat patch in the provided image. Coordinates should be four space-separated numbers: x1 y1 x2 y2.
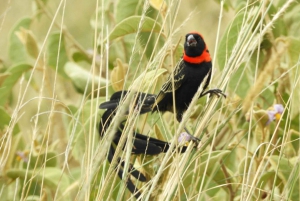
183 48 211 64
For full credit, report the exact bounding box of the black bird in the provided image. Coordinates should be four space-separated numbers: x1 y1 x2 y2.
102 33 226 131
98 31 226 198
152 31 226 122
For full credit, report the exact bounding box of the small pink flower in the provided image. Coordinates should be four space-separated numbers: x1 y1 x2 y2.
178 132 200 144
16 151 28 163
266 104 284 125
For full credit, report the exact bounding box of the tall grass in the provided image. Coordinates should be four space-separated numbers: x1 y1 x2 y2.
0 0 299 200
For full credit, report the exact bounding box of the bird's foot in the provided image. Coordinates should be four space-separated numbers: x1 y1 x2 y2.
177 128 201 146
201 88 226 98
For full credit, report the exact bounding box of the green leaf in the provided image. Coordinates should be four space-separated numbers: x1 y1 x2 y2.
139 23 164 60
15 28 40 59
228 63 251 98
191 150 231 177
0 63 32 106
149 0 167 11
0 107 20 135
47 32 69 78
67 97 105 162
140 32 156 59
258 171 276 189
0 72 10 87
213 0 233 11
198 150 231 177
277 0 300 13
72 52 92 64
139 6 161 59
105 16 163 42
287 37 300 119
284 4 300 37
129 68 167 91
26 151 58 169
6 167 70 198
257 86 275 109
269 155 300 200
64 61 110 95
183 150 232 193
33 0 49 16
217 13 244 70
90 3 112 30
269 155 293 184
8 17 31 63
267 4 287 37
115 0 139 23
287 37 300 67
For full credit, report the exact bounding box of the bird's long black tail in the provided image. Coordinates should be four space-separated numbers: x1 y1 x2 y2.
100 108 145 199
107 143 144 198
99 91 189 199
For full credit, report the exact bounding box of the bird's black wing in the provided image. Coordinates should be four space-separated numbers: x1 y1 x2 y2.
201 67 212 93
154 59 186 105
100 90 156 114
99 91 128 110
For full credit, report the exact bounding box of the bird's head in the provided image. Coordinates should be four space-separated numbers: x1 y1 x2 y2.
183 32 211 64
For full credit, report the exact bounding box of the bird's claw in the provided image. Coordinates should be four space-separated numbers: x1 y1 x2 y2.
201 88 226 98
178 128 201 147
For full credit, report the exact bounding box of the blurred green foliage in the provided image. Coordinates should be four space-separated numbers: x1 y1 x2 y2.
0 0 299 200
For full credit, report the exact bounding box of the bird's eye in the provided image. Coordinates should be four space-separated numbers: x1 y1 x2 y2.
194 35 200 40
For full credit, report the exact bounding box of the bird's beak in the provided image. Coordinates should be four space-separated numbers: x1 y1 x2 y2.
187 35 197 47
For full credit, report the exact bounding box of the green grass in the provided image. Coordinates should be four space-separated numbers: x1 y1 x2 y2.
0 0 300 200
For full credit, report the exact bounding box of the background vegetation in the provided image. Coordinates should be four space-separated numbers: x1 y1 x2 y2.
0 0 299 200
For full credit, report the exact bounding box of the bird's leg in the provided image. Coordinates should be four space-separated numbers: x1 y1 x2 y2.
177 113 200 144
184 127 201 143
200 88 226 98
